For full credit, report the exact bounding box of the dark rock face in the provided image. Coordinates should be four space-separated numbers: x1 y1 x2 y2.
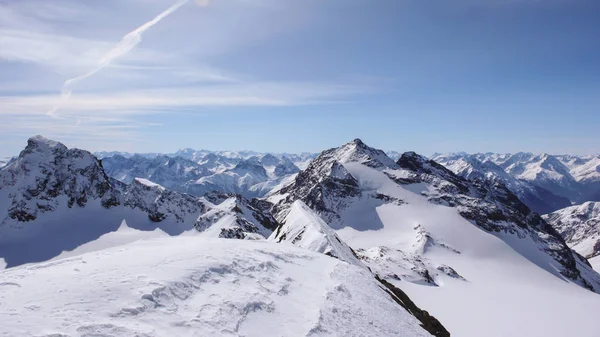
395 152 471 194
193 194 279 238
123 179 206 224
276 159 361 224
1 136 121 224
249 199 280 231
376 276 450 337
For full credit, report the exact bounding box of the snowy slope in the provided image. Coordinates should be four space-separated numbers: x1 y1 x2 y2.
0 237 433 337
269 200 363 267
270 139 600 337
544 202 600 258
591 256 600 272
557 154 600 183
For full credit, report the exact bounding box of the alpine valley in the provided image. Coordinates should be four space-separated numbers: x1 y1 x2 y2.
2 136 600 337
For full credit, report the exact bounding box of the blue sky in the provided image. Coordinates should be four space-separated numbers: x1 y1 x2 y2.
1 0 599 157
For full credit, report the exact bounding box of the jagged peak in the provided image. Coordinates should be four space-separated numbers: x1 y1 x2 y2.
397 151 434 171
24 135 68 154
261 153 279 162
327 139 397 169
349 138 365 146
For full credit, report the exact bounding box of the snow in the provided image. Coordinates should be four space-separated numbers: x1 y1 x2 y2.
134 177 165 190
544 201 600 258
316 161 600 337
0 157 12 169
50 220 169 262
269 201 364 267
591 256 600 272
0 237 431 337
569 156 600 183
194 196 274 239
332 139 398 169
436 152 587 202
101 151 301 199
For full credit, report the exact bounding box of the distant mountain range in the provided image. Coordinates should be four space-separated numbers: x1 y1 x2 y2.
433 152 600 213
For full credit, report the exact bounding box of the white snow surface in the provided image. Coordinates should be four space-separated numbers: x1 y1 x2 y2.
557 155 600 183
312 161 600 337
134 177 165 190
0 237 431 337
591 256 600 272
269 201 364 268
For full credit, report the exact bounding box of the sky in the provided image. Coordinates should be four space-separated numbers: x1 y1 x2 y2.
1 0 599 157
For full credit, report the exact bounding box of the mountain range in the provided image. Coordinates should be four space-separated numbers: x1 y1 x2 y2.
1 136 600 337
433 152 600 208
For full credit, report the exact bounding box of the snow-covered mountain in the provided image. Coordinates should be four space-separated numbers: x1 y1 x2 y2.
101 152 300 199
268 139 600 337
433 152 600 204
482 152 583 201
102 154 211 190
172 148 317 170
544 202 600 259
432 153 571 214
557 154 600 201
0 136 276 267
95 151 162 159
557 154 600 183
0 157 13 169
184 155 300 198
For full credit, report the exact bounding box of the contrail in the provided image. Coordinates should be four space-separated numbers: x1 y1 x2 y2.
47 0 192 117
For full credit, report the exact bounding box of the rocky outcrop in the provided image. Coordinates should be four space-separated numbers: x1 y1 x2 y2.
194 194 278 239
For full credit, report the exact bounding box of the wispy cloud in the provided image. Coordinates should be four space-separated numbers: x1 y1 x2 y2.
0 0 374 155
1 81 368 115
0 80 370 150
46 0 197 117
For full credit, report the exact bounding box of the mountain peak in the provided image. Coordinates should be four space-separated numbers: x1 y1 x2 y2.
350 138 365 146
24 135 67 155
332 139 397 169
